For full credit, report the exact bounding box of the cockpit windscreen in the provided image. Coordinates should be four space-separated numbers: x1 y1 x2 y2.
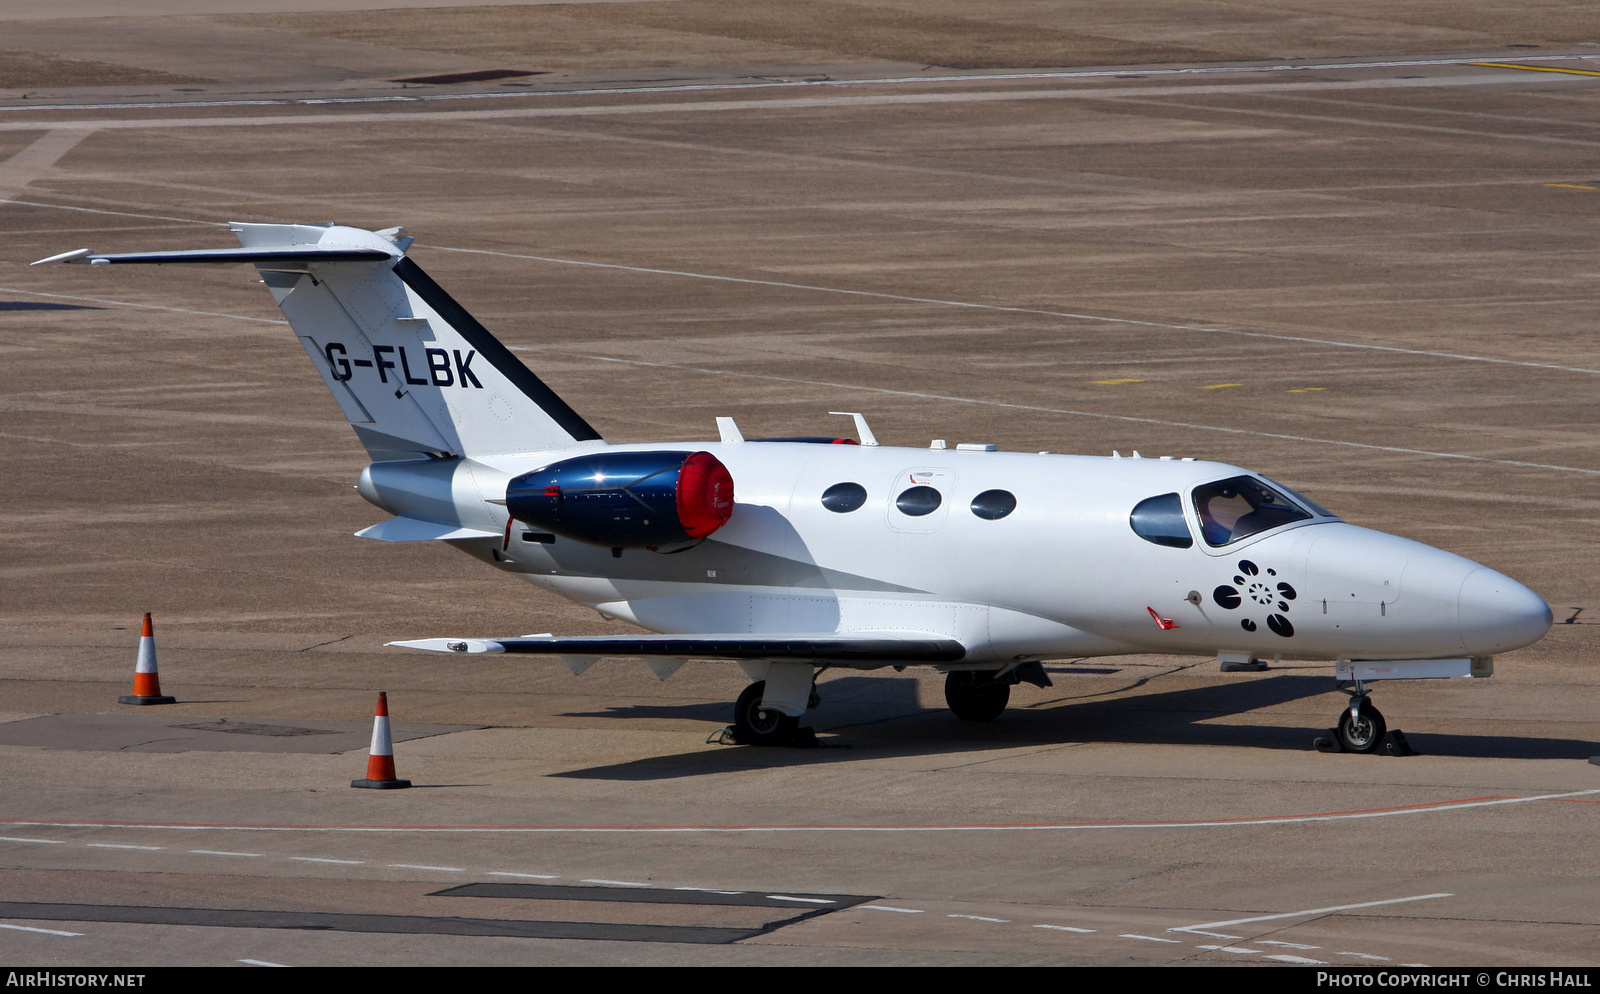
1192 475 1313 546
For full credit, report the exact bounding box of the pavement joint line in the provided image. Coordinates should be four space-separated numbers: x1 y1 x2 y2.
7 790 1599 834
2 53 1595 116
1170 892 1453 933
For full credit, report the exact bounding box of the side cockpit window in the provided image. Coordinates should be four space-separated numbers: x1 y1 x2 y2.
1130 493 1194 549
1192 475 1312 546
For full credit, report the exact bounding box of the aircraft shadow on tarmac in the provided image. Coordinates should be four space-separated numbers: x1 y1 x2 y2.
553 673 1599 780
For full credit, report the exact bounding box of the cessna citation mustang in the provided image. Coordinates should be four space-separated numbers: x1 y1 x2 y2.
37 223 1553 751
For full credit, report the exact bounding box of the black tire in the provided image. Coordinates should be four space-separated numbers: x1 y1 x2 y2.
1337 702 1387 753
733 680 798 746
944 671 1011 722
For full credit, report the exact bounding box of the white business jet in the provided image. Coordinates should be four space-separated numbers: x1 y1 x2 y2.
36 223 1553 751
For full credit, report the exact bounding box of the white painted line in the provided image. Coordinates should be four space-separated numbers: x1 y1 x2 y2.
0 63 1584 135
1339 951 1392 961
1199 945 1264 954
486 871 559 880
1184 929 1244 939
674 887 743 894
768 895 835 904
949 914 1010 922
1034 924 1096 933
0 286 287 325
387 864 464 872
1258 940 1321 950
466 245 1600 380
861 905 924 914
3 53 1592 116
0 837 65 844
10 790 1597 835
0 923 82 937
1267 955 1329 965
86 843 163 851
581 879 650 887
238 960 288 967
1120 934 1182 943
189 850 262 857
288 857 364 865
547 350 1600 479
1171 893 1452 933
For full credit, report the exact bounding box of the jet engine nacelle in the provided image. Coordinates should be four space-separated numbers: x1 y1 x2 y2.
505 450 734 549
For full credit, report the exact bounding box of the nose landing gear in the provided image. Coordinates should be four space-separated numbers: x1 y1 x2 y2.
1337 693 1387 754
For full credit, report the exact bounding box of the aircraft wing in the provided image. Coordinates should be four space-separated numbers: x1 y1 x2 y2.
389 634 967 664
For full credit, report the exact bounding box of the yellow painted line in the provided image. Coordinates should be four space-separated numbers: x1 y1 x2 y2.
1470 62 1600 77
1287 387 1326 393
1545 183 1598 190
1091 378 1146 385
1201 383 1241 390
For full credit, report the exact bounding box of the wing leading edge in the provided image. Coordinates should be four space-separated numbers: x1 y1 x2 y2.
389 634 967 664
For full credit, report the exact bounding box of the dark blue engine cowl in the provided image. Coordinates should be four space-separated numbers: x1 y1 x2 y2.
504 450 735 549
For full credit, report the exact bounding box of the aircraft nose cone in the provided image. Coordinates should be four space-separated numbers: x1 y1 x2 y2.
1458 568 1552 655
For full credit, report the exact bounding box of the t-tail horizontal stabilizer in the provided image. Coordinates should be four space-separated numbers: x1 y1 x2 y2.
36 223 602 461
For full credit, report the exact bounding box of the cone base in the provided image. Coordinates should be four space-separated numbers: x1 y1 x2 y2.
119 694 176 706
351 778 412 789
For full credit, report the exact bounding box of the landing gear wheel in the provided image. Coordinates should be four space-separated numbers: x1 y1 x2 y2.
1337 702 1387 753
733 680 798 746
944 671 1011 722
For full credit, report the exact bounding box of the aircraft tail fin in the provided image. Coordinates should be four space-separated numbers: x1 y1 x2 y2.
37 223 602 461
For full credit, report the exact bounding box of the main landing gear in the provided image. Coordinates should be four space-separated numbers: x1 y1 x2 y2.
732 680 799 746
943 663 1052 722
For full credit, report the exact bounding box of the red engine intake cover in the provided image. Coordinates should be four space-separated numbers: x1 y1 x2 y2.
676 451 735 539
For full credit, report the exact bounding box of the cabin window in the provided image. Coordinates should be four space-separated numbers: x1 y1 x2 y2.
895 485 942 516
821 482 868 513
970 489 1017 520
1192 476 1312 546
1129 493 1193 549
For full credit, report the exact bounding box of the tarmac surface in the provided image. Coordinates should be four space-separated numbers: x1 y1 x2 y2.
1 0 1599 968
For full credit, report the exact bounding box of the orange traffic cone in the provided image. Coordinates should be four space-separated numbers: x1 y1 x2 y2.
118 613 175 705
351 692 411 789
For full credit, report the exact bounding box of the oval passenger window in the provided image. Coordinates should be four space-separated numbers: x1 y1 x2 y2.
895 485 943 516
969 489 1017 520
821 482 868 513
